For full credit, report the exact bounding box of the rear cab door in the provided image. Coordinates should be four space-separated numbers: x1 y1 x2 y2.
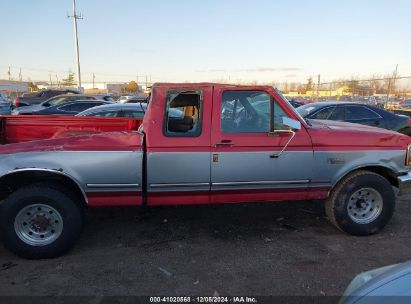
210 86 315 203
145 84 212 205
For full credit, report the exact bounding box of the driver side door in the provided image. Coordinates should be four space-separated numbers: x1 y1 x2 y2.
210 88 314 203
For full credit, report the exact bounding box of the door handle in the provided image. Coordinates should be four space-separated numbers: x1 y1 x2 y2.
215 139 233 147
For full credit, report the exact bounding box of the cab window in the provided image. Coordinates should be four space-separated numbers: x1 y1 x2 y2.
221 90 289 133
164 90 202 137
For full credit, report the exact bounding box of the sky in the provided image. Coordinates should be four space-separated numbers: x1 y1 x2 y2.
1 0 411 84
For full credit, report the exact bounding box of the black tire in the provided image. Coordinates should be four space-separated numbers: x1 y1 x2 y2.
0 183 83 259
325 170 395 236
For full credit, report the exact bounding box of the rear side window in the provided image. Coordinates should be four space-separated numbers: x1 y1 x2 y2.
164 90 202 137
59 102 104 112
89 111 119 117
311 106 345 120
122 110 144 118
345 106 380 120
310 106 336 120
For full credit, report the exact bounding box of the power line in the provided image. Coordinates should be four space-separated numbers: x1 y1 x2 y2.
319 75 411 86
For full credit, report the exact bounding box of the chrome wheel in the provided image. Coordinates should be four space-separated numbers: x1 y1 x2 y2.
14 204 63 246
347 188 383 224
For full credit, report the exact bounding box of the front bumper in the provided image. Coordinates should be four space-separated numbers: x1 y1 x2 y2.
398 172 411 196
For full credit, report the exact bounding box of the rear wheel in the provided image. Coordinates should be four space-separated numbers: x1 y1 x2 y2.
0 184 83 259
325 170 395 235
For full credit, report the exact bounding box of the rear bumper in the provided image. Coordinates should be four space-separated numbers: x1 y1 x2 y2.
398 172 411 196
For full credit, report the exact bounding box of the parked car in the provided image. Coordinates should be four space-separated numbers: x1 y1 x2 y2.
340 260 411 304
77 103 147 118
0 92 12 114
14 99 112 116
287 99 304 108
125 96 148 104
12 94 107 115
13 89 79 108
90 94 114 102
117 95 135 103
0 92 9 103
77 103 183 118
0 83 411 259
297 102 411 136
384 98 409 111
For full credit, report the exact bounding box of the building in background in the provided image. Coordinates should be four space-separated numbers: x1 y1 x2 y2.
0 80 29 93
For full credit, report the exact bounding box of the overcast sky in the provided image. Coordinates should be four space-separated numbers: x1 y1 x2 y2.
1 0 411 84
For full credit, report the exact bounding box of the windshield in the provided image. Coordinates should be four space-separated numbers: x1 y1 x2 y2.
296 103 327 118
42 96 67 107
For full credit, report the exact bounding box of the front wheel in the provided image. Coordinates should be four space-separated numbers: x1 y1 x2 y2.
0 184 83 259
325 170 395 236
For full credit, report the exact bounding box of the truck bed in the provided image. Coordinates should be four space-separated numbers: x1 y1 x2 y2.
0 115 143 144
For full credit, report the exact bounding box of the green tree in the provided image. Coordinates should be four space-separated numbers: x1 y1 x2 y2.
61 71 76 86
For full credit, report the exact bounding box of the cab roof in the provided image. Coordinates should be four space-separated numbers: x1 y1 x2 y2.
151 82 274 90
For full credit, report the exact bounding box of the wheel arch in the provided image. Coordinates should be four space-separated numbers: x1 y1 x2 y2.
0 168 88 206
332 165 399 190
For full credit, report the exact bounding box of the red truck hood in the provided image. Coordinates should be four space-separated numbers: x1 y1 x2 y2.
307 119 411 149
0 131 144 154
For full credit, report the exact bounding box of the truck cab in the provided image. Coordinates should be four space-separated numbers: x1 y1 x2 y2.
142 83 315 206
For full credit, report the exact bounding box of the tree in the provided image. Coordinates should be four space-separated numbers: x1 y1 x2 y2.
124 81 138 93
346 79 360 94
289 82 297 92
28 82 38 92
305 77 314 92
370 75 384 94
61 71 76 87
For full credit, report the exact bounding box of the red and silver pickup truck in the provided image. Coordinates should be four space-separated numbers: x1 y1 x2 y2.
1 83 411 259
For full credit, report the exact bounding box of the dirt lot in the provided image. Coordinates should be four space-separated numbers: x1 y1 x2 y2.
0 195 411 298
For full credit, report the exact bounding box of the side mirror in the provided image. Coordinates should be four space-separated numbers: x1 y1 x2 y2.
282 117 301 131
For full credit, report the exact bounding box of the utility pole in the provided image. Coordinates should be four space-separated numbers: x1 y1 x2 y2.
145 75 148 88
68 0 83 90
55 75 59 87
7 66 10 80
49 73 53 87
92 73 95 88
19 68 22 82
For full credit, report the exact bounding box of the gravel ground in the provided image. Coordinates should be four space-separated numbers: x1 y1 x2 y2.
0 195 411 298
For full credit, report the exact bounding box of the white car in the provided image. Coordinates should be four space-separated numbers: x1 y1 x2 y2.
117 95 135 103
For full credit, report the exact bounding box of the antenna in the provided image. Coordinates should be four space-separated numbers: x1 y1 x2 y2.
67 0 83 91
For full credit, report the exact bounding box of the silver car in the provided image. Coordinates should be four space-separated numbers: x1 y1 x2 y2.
340 260 411 304
0 92 11 114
